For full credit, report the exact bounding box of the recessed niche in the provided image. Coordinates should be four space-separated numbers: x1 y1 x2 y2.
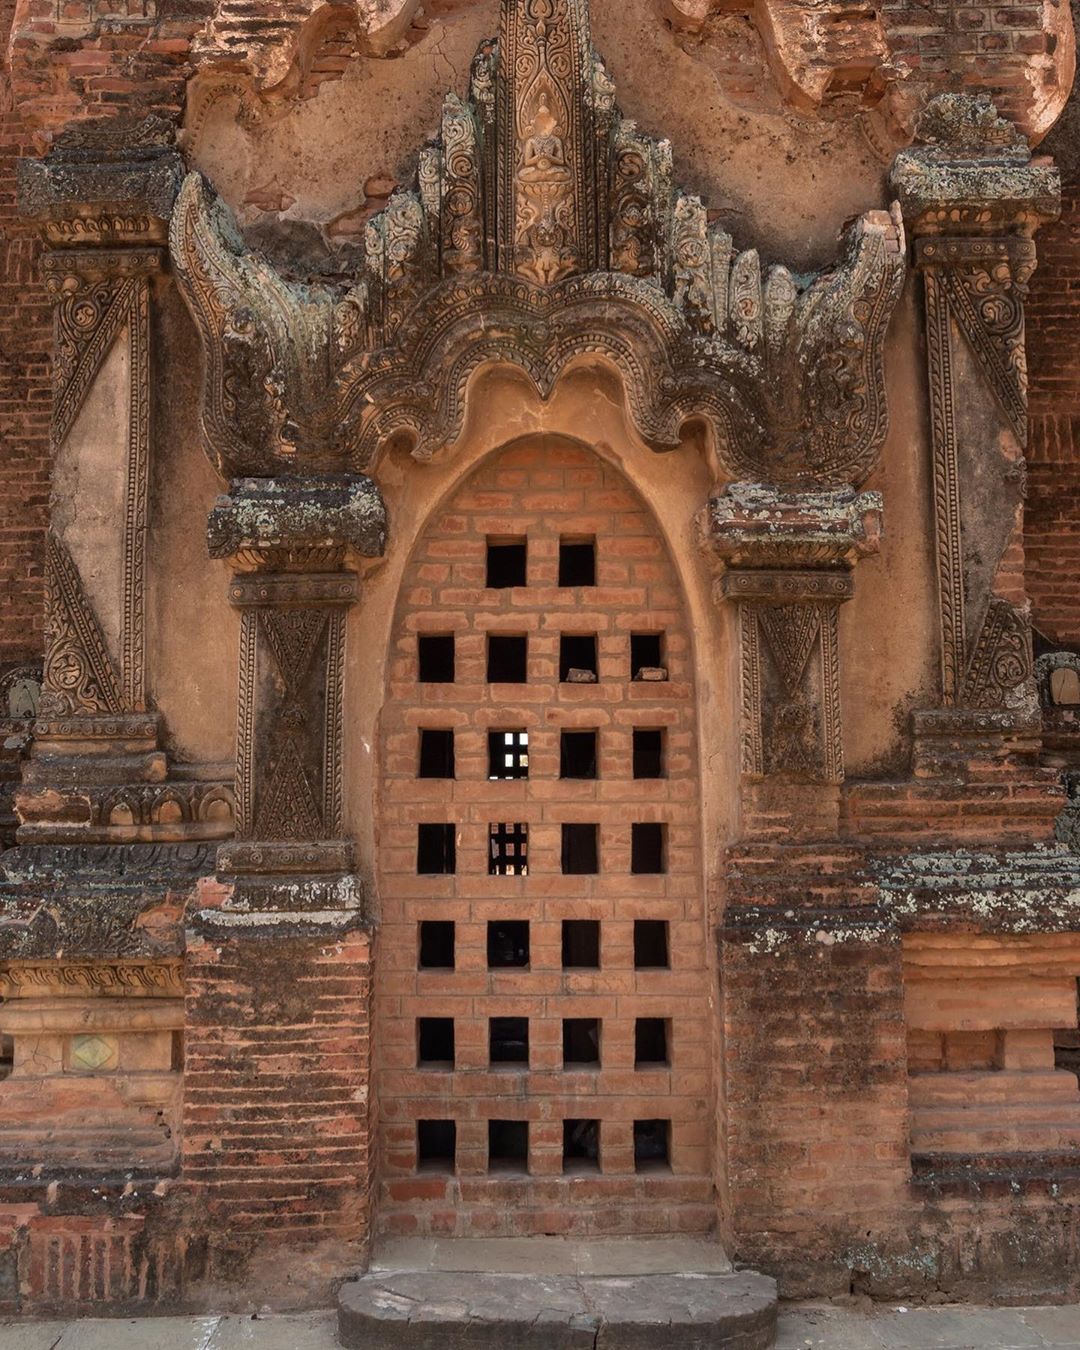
562 823 598 875
419 920 455 969
489 822 528 875
562 919 600 968
418 634 455 683
488 729 529 779
490 1016 529 1066
486 537 527 588
631 822 666 874
632 728 664 779
487 634 528 683
488 919 529 968
630 633 665 680
563 1118 600 1173
558 537 596 587
560 730 597 779
417 1017 455 1068
560 634 598 683
633 1118 670 1172
417 1119 456 1172
488 1119 528 1172
634 919 669 968
417 823 456 875
418 729 455 779
563 1017 600 1066
635 1018 669 1066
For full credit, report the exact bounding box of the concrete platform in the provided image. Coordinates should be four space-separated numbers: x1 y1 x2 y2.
2 1299 1080 1348
337 1238 777 1349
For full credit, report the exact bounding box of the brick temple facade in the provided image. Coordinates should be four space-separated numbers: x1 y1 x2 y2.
0 0 1079 1321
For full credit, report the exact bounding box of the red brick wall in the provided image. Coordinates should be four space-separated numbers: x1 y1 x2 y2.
183 890 374 1268
722 845 910 1295
375 441 715 1237
0 0 50 667
1027 173 1080 647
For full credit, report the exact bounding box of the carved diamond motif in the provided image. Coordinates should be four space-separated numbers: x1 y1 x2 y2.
69 1034 119 1072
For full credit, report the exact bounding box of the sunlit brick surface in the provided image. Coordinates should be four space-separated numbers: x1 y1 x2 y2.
375 442 714 1236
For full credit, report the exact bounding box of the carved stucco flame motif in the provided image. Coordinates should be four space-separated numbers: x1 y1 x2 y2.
169 0 905 488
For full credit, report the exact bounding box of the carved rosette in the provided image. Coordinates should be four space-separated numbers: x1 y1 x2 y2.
710 484 883 794
208 476 386 897
890 95 1060 754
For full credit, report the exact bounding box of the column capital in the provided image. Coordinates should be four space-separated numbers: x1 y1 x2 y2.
16 115 183 250
207 475 387 569
708 482 882 573
889 93 1060 241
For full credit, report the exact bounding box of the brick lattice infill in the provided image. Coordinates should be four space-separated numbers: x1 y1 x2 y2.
375 442 715 1237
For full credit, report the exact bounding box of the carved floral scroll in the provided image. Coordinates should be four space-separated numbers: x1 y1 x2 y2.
170 0 905 490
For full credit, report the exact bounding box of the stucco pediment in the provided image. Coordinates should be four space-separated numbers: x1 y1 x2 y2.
170 0 905 489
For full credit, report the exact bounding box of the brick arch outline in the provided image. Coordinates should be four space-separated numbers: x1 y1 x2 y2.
369 432 724 1237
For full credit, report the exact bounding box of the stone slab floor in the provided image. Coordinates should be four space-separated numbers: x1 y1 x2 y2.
0 1302 1078 1348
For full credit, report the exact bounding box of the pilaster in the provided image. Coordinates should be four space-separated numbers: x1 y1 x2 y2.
13 118 200 838
890 94 1061 774
202 474 386 916
709 483 882 836
183 474 385 1272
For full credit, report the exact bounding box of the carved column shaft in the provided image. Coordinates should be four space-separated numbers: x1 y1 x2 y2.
723 569 852 785
220 566 357 878
919 235 1036 709
40 247 160 726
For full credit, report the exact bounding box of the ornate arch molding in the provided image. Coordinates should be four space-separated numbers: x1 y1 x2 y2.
170 0 905 489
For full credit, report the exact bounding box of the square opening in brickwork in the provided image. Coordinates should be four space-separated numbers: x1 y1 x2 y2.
488 729 529 779
488 634 528 683
562 823 598 874
488 919 530 968
490 1016 529 1066
635 1018 669 1067
417 1017 455 1068
489 822 528 876
417 823 456 875
418 729 455 779
418 634 455 683
488 1120 528 1173
630 633 666 681
562 919 600 968
560 730 598 779
563 1118 600 1173
486 537 528 588
558 537 596 588
1054 1029 1080 1084
634 1119 671 1172
631 822 666 874
417 1119 456 1173
563 1018 600 1066
560 634 598 683
419 920 455 969
633 728 665 779
634 919 669 969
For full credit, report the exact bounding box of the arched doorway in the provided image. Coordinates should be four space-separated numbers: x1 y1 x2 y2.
374 438 714 1237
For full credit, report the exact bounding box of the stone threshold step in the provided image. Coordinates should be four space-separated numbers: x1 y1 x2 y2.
337 1268 778 1349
